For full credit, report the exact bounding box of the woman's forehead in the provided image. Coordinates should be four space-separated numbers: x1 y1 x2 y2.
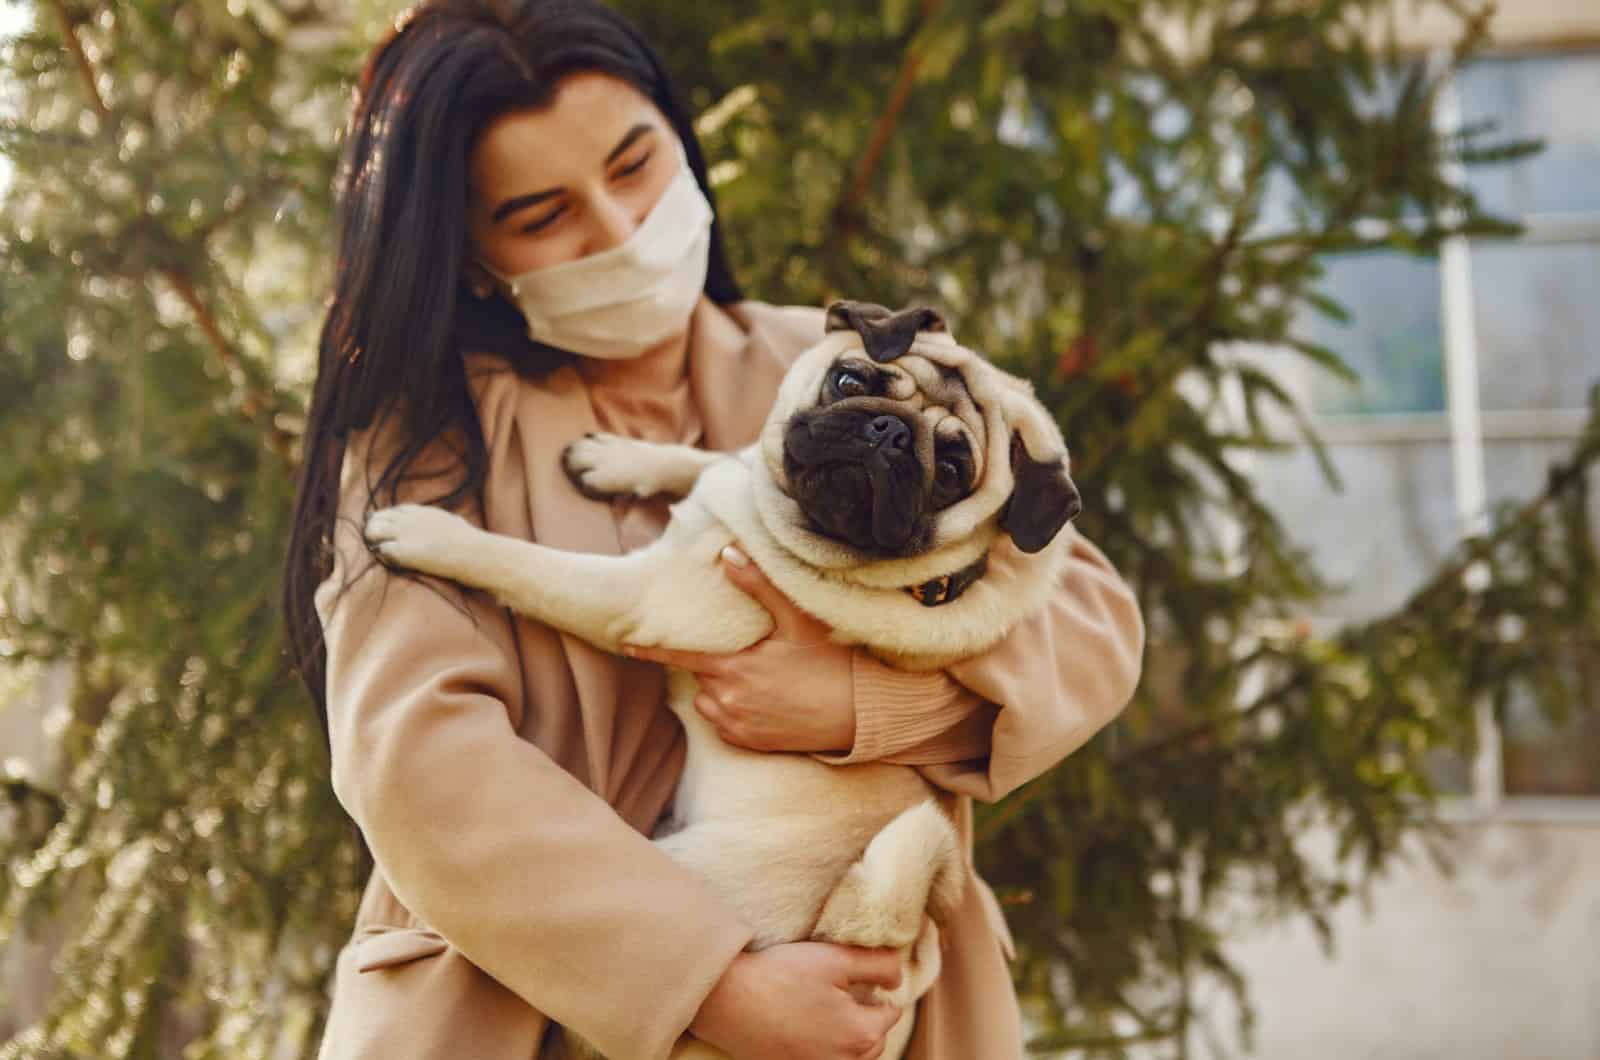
469 72 667 196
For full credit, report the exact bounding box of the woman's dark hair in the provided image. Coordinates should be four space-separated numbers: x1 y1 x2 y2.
282 0 743 739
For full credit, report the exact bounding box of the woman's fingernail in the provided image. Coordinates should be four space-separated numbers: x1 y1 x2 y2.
721 545 749 568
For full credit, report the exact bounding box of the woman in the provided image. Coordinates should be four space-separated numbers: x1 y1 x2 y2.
282 1 1144 1057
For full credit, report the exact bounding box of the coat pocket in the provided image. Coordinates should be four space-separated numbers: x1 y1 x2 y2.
352 926 449 973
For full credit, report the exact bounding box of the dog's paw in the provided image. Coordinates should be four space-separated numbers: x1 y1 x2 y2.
562 432 657 499
363 504 472 572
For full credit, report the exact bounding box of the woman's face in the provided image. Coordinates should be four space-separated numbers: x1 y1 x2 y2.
466 72 680 281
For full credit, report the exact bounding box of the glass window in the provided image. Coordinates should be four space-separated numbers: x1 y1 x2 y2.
1253 440 1460 621
1423 748 1473 797
1483 441 1600 511
1481 450 1600 797
1303 252 1445 415
1503 679 1600 797
1470 241 1600 412
1456 53 1600 217
1262 50 1600 808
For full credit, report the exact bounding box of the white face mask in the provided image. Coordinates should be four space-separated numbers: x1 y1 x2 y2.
480 154 714 360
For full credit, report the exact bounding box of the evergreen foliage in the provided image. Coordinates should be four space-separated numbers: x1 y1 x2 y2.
1 0 1595 1056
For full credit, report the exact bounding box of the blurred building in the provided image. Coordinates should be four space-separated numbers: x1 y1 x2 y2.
1222 3 1600 1057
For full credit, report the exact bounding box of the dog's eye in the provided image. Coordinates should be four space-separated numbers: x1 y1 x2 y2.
934 464 966 499
931 446 972 509
830 367 871 399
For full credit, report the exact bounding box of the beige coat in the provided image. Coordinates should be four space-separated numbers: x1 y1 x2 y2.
314 301 1145 1060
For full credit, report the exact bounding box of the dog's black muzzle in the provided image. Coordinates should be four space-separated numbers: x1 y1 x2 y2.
782 406 931 556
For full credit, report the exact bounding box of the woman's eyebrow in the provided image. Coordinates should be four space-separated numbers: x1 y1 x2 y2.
490 123 658 225
492 187 560 223
604 122 655 165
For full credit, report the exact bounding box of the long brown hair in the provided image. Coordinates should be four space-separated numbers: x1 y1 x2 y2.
283 0 743 739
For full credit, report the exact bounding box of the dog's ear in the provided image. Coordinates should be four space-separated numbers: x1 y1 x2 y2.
826 300 892 334
824 301 947 363
1000 436 1081 553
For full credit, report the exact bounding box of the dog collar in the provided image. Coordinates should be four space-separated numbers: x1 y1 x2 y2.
905 554 988 607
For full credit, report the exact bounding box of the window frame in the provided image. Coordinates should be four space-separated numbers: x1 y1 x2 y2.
1427 51 1596 818
1274 47 1600 820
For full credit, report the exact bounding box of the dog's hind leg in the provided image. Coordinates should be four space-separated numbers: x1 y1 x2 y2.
811 800 965 950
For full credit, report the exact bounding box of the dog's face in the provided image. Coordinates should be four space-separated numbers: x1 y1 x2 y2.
780 350 987 556
764 301 1081 561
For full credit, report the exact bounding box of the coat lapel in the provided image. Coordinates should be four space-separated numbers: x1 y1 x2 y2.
690 301 797 452
505 363 625 793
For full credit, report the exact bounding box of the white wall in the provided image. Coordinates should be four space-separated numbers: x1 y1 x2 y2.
1393 0 1600 52
1211 816 1600 1059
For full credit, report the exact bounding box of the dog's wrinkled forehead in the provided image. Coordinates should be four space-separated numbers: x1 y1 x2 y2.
822 302 988 456
778 299 1066 472
825 300 997 402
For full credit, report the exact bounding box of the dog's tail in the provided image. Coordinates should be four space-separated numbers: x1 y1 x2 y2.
811 800 965 950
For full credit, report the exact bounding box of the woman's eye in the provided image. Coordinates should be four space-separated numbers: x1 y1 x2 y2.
616 150 653 178
521 206 566 235
833 369 870 398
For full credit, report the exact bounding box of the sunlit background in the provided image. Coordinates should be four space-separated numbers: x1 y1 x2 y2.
1 1 1597 1057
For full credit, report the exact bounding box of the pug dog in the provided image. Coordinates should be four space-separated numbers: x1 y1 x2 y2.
362 301 1081 1060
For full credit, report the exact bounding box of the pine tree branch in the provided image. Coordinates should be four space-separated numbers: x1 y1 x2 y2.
160 268 237 374
1067 21 1505 489
48 0 110 122
981 400 1600 845
160 267 295 465
975 676 1292 846
1394 408 1599 614
50 0 296 472
2 778 65 818
1118 415 1597 768
1112 673 1306 774
831 0 945 237
1071 168 1374 488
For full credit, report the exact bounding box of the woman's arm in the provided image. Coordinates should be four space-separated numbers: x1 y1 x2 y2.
811 528 1142 796
917 527 1144 800
318 435 754 1059
629 529 1143 797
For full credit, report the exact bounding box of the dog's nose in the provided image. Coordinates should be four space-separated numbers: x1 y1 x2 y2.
863 415 911 453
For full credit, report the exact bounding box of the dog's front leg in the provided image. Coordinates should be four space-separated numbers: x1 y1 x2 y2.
562 432 732 500
364 504 652 653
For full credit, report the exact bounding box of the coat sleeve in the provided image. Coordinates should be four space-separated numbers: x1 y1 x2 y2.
814 656 990 766
316 432 751 1060
818 528 1143 799
929 527 1144 801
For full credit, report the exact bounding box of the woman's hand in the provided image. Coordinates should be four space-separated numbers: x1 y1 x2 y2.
624 547 857 754
690 941 904 1059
